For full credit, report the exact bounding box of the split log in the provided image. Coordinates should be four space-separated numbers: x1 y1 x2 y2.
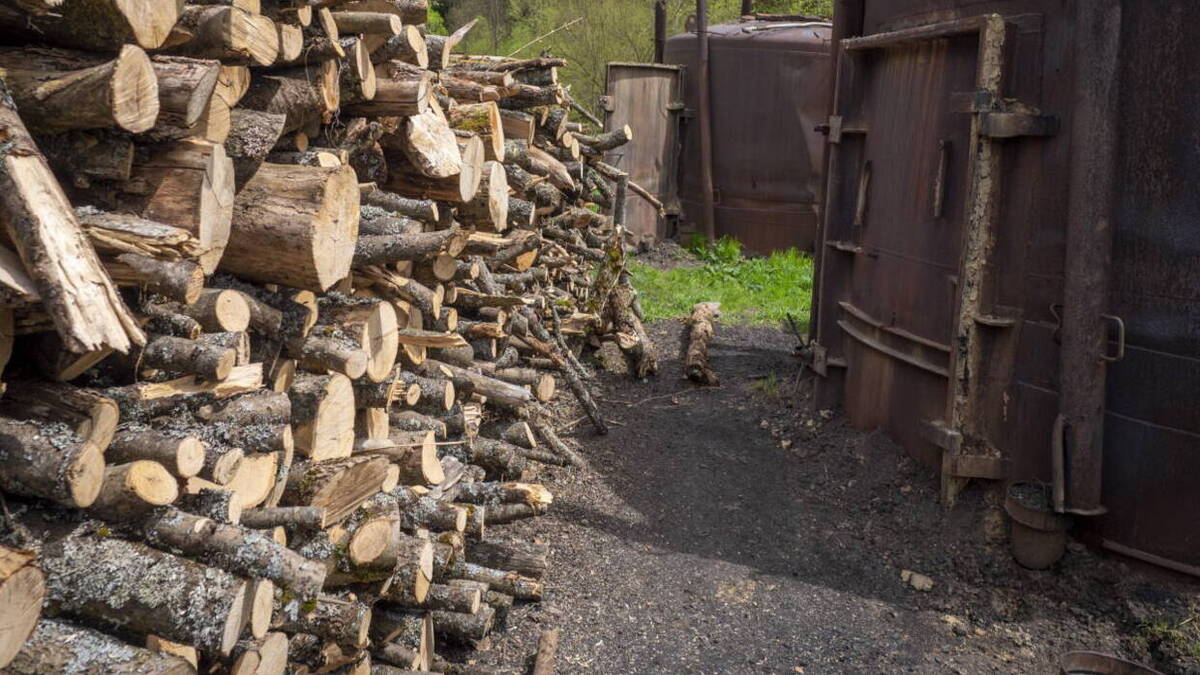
0 82 144 353
282 455 390 523
100 139 236 274
288 372 356 460
221 162 360 292
8 619 193 674
0 45 159 134
40 533 248 657
685 302 720 385
392 108 462 179
0 547 43 670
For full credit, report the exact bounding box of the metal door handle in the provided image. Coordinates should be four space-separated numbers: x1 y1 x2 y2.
1101 314 1125 363
933 140 949 219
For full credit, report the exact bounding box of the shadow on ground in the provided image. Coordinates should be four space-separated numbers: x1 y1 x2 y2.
471 321 1198 675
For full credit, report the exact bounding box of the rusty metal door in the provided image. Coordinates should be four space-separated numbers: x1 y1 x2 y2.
812 15 1056 504
601 62 682 244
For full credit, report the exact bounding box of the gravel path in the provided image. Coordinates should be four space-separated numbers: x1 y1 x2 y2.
461 322 1197 675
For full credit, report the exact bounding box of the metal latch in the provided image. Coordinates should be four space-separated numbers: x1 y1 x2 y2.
598 95 615 113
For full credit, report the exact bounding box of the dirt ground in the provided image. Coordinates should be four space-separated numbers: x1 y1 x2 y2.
458 321 1199 675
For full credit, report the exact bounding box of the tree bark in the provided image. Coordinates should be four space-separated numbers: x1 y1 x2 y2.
8 619 193 674
40 532 248 657
685 301 720 385
90 460 179 519
0 417 104 507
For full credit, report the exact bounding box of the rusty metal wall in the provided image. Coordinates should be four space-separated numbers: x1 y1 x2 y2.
812 0 1200 571
602 63 682 244
666 21 833 253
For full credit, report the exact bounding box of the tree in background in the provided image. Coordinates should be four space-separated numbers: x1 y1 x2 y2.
431 0 833 121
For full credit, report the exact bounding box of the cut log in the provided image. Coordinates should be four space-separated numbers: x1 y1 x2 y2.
354 228 463 267
0 45 158 134
457 161 508 232
8 620 193 674
166 5 279 66
0 0 181 50
240 506 328 531
137 507 327 597
107 253 204 304
343 70 431 118
382 132 481 203
0 417 104 508
90 460 179 519
0 382 118 451
431 606 494 642
393 108 462 179
142 335 236 381
444 561 542 600
239 62 340 134
532 629 560 675
468 539 549 579
40 533 247 657
288 372 356 460
272 594 371 648
0 547 43 670
361 185 439 222
197 445 244 485
108 428 206 479
150 55 221 129
685 301 720 385
179 488 242 524
230 632 288 675
221 162 359 292
0 82 144 353
332 11 401 35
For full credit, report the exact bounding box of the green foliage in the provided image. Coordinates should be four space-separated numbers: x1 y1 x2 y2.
630 237 813 326
427 6 448 34
439 0 833 124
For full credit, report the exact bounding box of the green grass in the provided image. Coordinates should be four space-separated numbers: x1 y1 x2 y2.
630 237 814 326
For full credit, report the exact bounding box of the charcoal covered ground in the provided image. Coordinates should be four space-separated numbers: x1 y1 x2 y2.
458 321 1198 674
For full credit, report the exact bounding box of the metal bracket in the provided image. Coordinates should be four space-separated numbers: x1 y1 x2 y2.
1101 314 1126 363
827 115 844 143
598 95 615 113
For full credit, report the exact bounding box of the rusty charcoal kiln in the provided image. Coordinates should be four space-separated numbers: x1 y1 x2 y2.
810 0 1200 573
665 19 833 253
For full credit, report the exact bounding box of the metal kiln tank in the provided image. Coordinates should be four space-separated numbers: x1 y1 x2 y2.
665 19 832 253
810 0 1200 574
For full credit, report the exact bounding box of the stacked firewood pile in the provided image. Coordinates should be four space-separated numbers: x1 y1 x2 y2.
0 1 658 673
